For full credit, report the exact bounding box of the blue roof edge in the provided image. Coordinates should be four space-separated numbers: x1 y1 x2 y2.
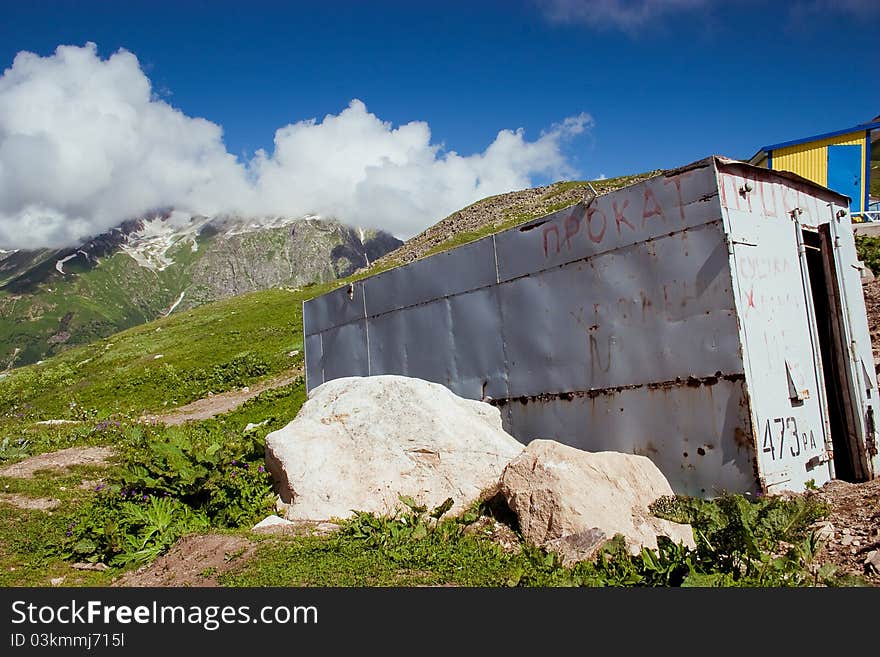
756 121 880 155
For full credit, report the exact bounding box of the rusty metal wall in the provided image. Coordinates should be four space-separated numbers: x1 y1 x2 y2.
303 156 878 496
304 158 765 495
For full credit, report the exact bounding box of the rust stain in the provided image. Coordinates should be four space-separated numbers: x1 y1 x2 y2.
734 426 752 449
633 441 659 457
491 372 745 407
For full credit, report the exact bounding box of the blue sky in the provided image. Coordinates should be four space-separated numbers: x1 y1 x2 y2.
0 1 878 245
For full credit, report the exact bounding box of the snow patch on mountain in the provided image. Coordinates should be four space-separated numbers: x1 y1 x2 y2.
119 212 326 271
120 211 212 271
55 250 89 275
163 291 186 316
220 214 318 237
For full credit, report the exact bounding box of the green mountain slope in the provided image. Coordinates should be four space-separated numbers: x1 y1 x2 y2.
0 217 400 370
0 284 340 422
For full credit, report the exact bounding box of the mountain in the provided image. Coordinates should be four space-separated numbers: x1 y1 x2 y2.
0 212 401 369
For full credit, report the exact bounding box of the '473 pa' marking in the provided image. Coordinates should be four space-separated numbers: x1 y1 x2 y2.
762 416 817 461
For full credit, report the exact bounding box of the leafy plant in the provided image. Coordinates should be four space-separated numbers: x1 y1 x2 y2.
205 459 276 528
649 492 832 586
855 234 880 274
0 436 30 462
63 491 209 566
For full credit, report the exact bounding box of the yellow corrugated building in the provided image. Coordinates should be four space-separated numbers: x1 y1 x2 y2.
749 120 879 219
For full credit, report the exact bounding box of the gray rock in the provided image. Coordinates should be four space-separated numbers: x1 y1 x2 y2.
265 375 524 521
72 562 108 571
865 550 880 575
252 515 340 536
810 520 835 543
499 439 696 566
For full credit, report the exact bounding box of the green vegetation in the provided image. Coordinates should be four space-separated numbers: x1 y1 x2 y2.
856 234 880 274
0 377 306 582
0 286 317 421
0 175 866 588
221 490 851 587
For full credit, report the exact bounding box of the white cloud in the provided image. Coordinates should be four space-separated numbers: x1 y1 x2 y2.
536 0 709 30
0 43 592 249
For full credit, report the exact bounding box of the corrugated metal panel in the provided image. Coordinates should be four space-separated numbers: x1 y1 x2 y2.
497 220 741 398
303 280 366 336
502 378 758 497
494 162 719 282
319 321 370 382
303 156 879 496
362 237 498 317
304 334 323 392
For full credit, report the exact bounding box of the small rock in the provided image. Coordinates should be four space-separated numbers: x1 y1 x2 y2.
72 562 109 571
252 515 295 533
288 350 300 357
252 515 340 536
810 521 835 543
207 391 214 397
842 527 852 535
242 386 250 393
244 419 270 433
865 550 880 575
153 354 164 360
841 534 853 547
852 539 861 547
313 522 341 536
50 577 65 586
463 517 522 553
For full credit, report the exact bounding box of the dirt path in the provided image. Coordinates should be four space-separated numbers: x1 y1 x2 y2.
140 367 302 426
111 534 257 587
0 446 115 478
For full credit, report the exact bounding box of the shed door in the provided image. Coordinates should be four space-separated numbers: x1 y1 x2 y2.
731 218 831 493
827 145 861 212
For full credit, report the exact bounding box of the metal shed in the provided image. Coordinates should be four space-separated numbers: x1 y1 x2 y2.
303 155 879 497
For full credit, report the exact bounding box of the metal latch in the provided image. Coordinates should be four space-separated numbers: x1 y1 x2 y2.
805 453 831 470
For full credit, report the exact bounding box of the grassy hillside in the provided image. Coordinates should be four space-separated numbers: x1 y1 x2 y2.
0 284 334 424
0 240 199 369
0 219 401 371
0 174 857 588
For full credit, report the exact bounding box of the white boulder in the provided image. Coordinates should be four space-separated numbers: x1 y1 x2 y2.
500 439 695 565
264 375 524 521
